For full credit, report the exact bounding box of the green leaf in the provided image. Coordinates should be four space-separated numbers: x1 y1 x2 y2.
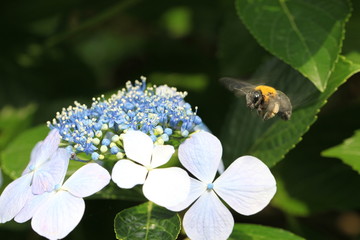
236 0 351 91
114 202 181 240
322 130 360 174
221 56 360 167
0 104 37 150
1 125 49 179
229 224 305 240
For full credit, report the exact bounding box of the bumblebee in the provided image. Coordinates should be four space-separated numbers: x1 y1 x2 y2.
220 77 292 120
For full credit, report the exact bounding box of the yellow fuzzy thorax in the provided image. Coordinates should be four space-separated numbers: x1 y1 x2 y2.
255 85 277 102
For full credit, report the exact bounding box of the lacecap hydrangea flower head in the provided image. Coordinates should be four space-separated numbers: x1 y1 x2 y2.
0 77 277 240
48 76 203 160
0 77 204 239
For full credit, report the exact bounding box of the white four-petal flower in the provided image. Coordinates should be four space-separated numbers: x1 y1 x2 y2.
0 129 69 223
168 131 277 240
111 130 190 208
15 163 110 240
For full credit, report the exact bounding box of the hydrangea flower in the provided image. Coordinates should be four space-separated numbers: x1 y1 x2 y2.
15 163 110 239
0 129 70 223
168 131 277 240
111 130 190 208
48 77 202 160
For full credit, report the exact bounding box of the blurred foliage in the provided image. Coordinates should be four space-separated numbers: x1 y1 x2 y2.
1 0 360 239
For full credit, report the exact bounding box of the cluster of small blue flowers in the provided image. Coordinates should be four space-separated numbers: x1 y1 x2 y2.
47 77 202 160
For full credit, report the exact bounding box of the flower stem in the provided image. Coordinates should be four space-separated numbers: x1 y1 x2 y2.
145 201 154 239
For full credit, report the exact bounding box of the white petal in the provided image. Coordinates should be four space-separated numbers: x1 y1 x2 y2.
0 174 33 223
31 170 54 195
167 177 206 212
183 191 234 240
143 167 190 208
123 131 153 166
218 159 225 174
179 131 222 183
35 129 61 166
111 160 148 189
23 141 42 175
46 148 70 184
15 192 50 223
150 145 175 168
31 148 70 194
213 156 276 216
63 163 110 198
31 191 85 240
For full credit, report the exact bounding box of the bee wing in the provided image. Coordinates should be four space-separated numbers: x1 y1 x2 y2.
276 90 292 110
219 77 254 96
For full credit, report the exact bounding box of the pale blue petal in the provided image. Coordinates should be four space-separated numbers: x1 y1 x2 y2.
213 156 277 216
15 192 51 223
63 163 110 198
183 191 234 240
150 145 175 168
112 160 148 189
31 148 70 194
34 129 61 166
31 170 55 195
167 177 206 212
0 174 33 223
46 148 70 185
178 131 222 183
31 191 85 240
143 167 190 208
22 142 42 175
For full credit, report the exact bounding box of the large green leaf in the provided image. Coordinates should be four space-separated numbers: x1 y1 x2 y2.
114 202 181 240
236 0 351 91
322 130 360 174
221 56 360 167
229 224 305 240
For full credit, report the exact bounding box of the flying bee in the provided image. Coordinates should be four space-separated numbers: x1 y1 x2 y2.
220 77 292 120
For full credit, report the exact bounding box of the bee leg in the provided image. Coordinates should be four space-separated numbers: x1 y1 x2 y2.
263 111 274 120
263 102 280 120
